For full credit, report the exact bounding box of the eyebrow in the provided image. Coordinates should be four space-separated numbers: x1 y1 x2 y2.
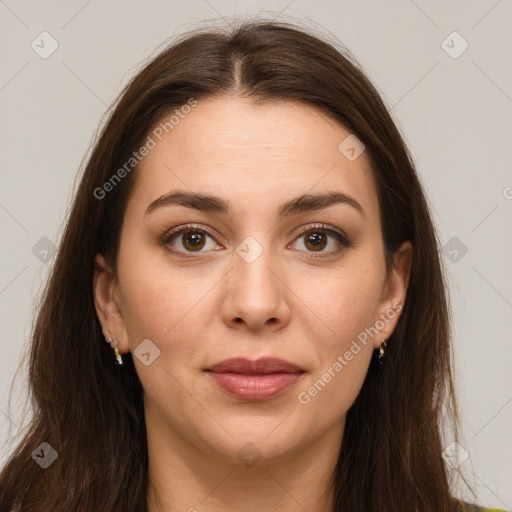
145 190 364 219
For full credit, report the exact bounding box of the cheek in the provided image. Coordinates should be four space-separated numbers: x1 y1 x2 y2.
296 263 383 350
291 262 382 412
116 244 215 346
297 343 373 413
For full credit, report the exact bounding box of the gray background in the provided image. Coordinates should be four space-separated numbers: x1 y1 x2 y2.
1 0 511 508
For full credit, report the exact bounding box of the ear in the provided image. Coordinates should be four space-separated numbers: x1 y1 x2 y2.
93 253 129 353
373 241 413 348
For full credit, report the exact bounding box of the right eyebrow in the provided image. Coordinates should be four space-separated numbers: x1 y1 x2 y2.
145 191 230 216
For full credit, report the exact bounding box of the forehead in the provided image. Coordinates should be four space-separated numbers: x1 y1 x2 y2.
129 96 378 218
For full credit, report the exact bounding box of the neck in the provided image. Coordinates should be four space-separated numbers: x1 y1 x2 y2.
145 407 343 512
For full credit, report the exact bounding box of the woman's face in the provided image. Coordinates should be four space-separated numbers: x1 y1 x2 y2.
94 96 411 465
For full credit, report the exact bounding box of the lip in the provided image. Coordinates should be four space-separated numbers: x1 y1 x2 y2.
206 357 305 401
208 357 304 374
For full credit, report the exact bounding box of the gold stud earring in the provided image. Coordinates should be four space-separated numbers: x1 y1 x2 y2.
378 339 387 366
105 331 123 366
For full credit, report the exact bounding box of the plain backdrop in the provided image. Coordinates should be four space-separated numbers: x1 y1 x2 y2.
1 0 511 509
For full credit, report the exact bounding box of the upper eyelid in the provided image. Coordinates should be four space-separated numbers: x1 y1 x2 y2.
164 223 348 247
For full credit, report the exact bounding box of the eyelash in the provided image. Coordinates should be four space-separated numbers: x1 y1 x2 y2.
160 223 351 259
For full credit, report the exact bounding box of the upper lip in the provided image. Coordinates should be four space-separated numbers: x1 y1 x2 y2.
207 357 304 374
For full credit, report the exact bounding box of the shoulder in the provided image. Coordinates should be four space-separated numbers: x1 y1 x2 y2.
459 500 509 512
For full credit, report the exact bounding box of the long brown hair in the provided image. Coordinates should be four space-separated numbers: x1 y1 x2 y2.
1 19 461 511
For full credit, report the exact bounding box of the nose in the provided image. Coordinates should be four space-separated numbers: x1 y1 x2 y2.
221 246 291 332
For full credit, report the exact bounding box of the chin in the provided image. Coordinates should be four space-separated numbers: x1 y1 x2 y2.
190 413 307 467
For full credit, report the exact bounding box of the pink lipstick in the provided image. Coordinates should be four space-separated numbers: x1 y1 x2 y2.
206 357 305 401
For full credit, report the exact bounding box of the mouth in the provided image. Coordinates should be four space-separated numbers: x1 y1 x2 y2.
205 357 305 401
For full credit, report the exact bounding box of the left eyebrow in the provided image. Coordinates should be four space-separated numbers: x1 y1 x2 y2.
278 191 364 220
145 190 364 219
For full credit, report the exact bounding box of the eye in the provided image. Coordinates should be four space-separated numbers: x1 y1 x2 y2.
161 222 351 258
162 224 222 256
289 223 351 257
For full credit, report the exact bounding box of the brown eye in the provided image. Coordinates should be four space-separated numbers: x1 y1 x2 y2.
290 224 351 257
179 231 206 252
304 231 328 252
162 226 222 255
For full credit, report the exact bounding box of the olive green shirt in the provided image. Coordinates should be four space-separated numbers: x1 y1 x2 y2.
460 500 508 512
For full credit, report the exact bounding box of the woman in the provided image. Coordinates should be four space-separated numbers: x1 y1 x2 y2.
0 19 505 512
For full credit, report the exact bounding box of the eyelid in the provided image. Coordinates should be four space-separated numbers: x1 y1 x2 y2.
293 223 350 244
288 223 351 258
161 223 221 250
161 222 351 257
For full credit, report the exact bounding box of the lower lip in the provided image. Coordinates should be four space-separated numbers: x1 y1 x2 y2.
208 372 304 400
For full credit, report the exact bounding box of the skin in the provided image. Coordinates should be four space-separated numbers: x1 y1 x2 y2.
93 96 412 512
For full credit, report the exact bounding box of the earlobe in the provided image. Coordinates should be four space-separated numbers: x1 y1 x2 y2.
93 253 128 352
375 241 413 345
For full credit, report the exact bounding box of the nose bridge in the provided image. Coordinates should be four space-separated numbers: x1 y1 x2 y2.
224 236 289 329
234 237 281 305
